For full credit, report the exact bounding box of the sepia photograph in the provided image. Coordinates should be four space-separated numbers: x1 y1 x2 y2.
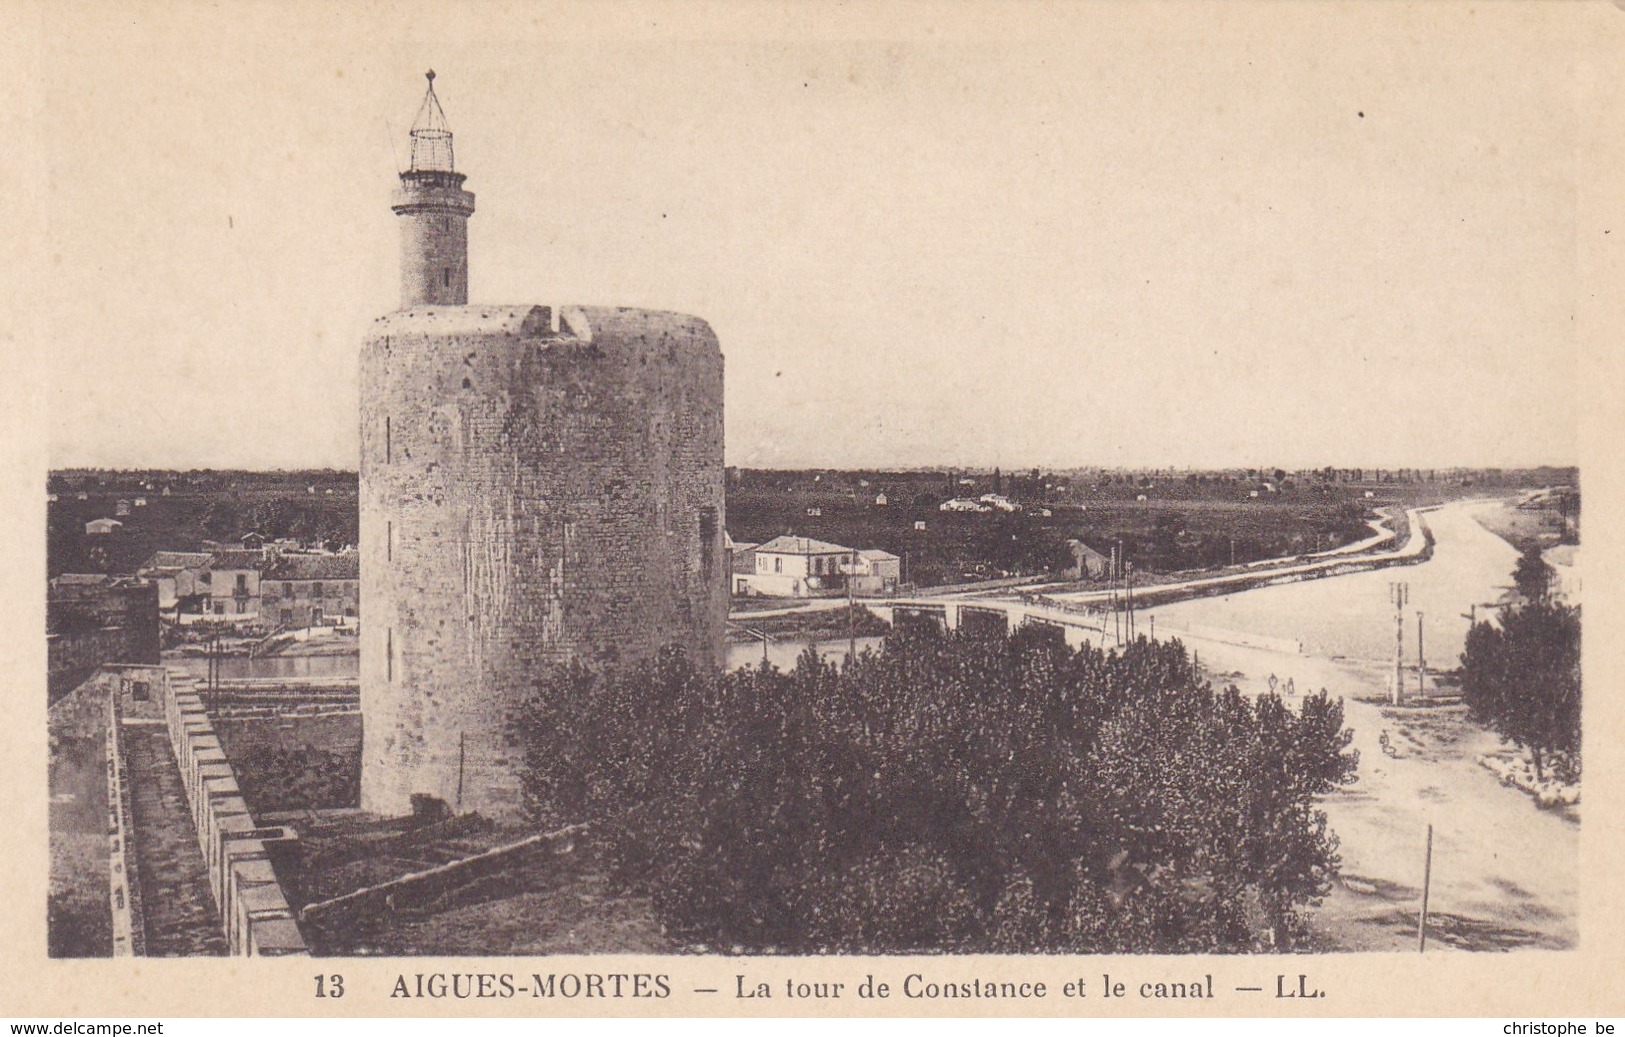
12 0 1625 1020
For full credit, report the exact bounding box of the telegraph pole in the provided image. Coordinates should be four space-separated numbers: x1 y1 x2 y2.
456 732 466 815
848 549 858 662
1110 544 1121 645
1417 823 1434 952
1390 582 1408 705
1416 610 1426 699
1125 562 1135 641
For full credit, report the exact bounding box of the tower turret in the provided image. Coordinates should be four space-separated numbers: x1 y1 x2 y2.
391 71 475 308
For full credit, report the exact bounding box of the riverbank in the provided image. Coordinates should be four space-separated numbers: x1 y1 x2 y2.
1155 498 1576 951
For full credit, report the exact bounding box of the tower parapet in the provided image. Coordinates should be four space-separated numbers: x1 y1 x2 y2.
392 71 475 308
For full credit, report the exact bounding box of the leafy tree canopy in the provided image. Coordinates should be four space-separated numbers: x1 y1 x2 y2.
519 623 1359 953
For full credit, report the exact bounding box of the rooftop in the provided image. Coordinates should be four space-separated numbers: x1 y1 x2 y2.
757 535 855 556
208 550 266 571
262 553 360 581
142 551 213 571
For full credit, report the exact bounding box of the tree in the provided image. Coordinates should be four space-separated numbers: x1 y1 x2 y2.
1460 601 1581 781
516 623 1359 953
1512 544 1552 603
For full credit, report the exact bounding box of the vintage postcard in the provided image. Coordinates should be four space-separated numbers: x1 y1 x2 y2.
6 0 1624 1020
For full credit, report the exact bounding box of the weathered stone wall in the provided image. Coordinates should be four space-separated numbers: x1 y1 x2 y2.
358 303 726 820
393 172 474 308
47 582 160 702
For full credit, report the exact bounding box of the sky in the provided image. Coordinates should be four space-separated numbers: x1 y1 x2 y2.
32 1 1604 472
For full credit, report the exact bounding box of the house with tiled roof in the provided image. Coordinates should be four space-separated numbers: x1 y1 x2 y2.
259 551 360 628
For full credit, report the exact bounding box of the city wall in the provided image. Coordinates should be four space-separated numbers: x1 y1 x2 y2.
156 669 309 956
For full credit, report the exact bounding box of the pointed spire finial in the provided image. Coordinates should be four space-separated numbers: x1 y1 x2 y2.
407 72 455 173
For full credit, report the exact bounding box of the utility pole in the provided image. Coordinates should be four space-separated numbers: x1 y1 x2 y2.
847 549 858 663
456 732 466 815
206 622 221 714
1390 581 1408 705
1125 562 1135 641
1417 823 1434 952
1110 544 1121 645
1416 610 1426 698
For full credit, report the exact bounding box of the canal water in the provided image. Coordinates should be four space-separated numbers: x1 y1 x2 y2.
725 636 885 673
1149 500 1517 667
1140 498 1575 951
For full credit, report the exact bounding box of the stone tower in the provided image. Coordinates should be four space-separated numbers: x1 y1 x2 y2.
359 74 727 822
392 72 474 308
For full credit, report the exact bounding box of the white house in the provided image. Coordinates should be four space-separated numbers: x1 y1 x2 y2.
939 498 990 513
85 518 122 535
738 535 859 598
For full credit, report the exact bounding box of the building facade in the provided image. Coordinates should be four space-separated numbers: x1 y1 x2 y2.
849 548 902 596
260 552 361 627
739 535 857 597
137 550 213 611
204 550 263 616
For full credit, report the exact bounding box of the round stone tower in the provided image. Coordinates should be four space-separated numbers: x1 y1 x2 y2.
391 71 474 308
359 75 727 822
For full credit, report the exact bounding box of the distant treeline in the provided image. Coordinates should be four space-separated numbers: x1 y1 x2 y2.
48 464 1576 493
